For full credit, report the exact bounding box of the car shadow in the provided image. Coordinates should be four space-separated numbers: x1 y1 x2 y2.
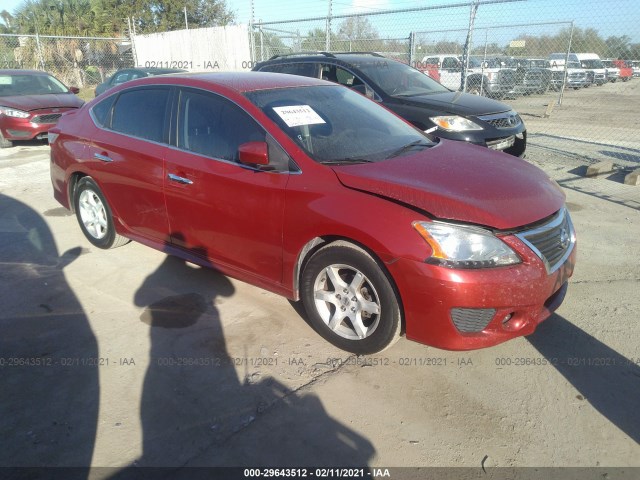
109 237 375 477
0 193 98 475
527 313 640 444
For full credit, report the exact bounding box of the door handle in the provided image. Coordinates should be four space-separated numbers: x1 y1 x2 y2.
94 153 113 162
168 173 193 185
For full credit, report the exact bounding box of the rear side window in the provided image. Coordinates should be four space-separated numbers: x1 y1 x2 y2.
111 88 170 143
178 89 265 162
91 94 116 127
260 62 318 78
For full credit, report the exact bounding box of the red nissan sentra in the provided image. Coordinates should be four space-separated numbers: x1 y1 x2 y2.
49 72 576 354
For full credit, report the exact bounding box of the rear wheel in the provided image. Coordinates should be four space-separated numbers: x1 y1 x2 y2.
74 177 129 249
301 242 401 354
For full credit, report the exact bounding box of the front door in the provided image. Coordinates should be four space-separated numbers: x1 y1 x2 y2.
163 88 289 284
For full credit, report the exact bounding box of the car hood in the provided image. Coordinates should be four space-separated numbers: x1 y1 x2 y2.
331 140 565 230
392 91 510 116
0 93 83 111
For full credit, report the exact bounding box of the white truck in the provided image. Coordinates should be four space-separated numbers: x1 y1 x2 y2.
419 54 516 97
548 53 589 89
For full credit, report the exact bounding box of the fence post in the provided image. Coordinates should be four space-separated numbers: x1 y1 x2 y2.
409 31 415 67
461 0 479 92
35 31 45 70
260 26 264 61
557 20 574 106
249 0 256 64
128 17 139 67
325 0 332 51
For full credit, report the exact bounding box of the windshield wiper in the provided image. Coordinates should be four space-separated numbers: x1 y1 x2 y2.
395 92 440 97
385 140 430 159
320 158 375 165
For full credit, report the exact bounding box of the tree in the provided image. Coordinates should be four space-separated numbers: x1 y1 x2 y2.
1 10 16 32
336 16 381 51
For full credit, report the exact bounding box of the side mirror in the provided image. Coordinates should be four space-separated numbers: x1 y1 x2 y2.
69 86 80 94
238 141 269 167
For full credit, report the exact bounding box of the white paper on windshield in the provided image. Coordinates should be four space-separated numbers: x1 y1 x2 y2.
272 105 326 127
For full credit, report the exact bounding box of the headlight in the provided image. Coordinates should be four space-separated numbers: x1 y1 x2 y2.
413 221 521 268
0 106 30 118
429 115 482 132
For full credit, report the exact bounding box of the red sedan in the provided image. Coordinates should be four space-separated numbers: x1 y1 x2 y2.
49 72 576 354
0 69 84 148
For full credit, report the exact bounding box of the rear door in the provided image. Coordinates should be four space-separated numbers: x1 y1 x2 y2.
163 87 289 284
84 86 171 241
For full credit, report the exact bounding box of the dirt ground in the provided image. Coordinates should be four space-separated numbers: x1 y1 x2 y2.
1 83 639 478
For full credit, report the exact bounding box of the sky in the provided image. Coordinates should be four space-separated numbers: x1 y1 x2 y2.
2 0 639 43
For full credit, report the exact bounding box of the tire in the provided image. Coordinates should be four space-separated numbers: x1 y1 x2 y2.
467 84 482 96
301 242 401 354
0 132 13 148
74 177 129 249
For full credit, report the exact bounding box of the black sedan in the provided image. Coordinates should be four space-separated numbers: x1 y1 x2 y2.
94 68 186 97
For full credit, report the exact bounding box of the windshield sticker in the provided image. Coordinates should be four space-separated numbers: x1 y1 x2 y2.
272 105 326 128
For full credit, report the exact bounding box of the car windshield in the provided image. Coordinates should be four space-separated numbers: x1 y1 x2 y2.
245 85 433 163
567 62 582 69
0 73 69 96
530 60 550 68
354 59 449 96
581 59 603 68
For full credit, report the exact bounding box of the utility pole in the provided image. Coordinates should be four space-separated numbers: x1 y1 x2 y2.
184 7 188 30
325 0 332 52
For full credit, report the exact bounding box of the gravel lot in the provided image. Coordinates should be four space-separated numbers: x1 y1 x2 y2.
1 86 639 477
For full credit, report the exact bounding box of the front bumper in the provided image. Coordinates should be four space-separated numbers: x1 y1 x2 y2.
0 109 73 141
388 233 576 351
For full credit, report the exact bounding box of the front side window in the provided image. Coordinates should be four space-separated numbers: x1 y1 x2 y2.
112 72 131 85
177 89 265 162
246 85 433 164
260 63 319 78
111 88 169 142
442 57 460 69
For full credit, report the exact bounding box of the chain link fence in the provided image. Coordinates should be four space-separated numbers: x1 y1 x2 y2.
0 33 133 90
1 0 638 167
248 0 639 167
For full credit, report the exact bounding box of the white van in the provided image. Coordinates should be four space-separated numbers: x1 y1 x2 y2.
574 53 607 85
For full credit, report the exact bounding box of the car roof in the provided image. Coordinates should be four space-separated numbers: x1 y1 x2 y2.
0 69 53 76
135 67 186 74
127 71 329 93
257 52 399 65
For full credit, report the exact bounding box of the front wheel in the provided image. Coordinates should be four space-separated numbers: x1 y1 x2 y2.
467 84 482 96
301 243 401 354
74 177 129 249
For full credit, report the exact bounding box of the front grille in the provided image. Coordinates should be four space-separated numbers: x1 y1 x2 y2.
478 111 522 129
451 308 496 333
496 69 516 86
32 113 62 124
515 208 575 274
